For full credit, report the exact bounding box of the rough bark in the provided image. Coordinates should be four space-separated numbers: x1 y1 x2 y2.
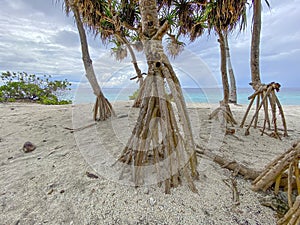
118 0 198 193
252 140 300 193
251 0 262 90
71 3 114 121
209 30 236 126
196 146 260 180
224 32 237 104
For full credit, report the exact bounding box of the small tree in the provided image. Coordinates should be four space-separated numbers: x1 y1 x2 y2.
73 0 145 108
64 0 115 121
203 0 247 126
0 71 71 105
118 0 199 193
240 0 288 138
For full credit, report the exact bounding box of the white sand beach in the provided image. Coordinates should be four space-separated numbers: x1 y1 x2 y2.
0 101 299 224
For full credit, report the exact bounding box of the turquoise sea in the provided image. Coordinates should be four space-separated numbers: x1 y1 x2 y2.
68 87 300 105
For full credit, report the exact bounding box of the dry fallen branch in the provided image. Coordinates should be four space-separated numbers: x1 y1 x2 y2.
252 140 300 193
250 140 300 224
63 123 96 132
196 145 260 180
223 178 240 205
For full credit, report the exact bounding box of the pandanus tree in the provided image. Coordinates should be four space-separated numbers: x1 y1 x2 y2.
224 32 237 104
118 0 199 193
63 0 115 121
71 0 199 193
204 0 247 126
74 0 145 107
240 0 288 138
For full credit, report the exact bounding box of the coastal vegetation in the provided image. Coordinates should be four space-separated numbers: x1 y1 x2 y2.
0 71 71 105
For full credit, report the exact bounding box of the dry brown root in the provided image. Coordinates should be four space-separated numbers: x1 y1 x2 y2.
252 140 300 193
240 82 288 138
209 101 237 127
118 66 198 194
277 196 300 225
93 94 115 121
252 140 300 223
196 145 261 180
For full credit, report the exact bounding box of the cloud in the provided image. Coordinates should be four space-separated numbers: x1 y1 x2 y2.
0 0 107 83
185 1 300 87
51 30 79 47
0 0 299 89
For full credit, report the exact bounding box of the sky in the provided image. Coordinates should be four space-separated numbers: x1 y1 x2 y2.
0 0 299 89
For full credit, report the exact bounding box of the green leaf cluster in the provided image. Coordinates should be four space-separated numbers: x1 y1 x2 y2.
0 71 72 105
129 89 139 100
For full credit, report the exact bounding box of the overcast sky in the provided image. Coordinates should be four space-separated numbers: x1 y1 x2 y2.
0 0 299 88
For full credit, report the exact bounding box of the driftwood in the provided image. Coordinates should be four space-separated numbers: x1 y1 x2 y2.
197 140 300 224
196 146 260 180
223 178 240 205
63 123 96 132
250 140 300 224
252 140 300 195
240 82 288 139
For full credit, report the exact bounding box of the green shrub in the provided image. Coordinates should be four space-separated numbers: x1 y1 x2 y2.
0 71 72 104
7 98 16 102
129 89 139 100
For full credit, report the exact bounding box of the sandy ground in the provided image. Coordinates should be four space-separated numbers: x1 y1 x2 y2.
0 101 299 225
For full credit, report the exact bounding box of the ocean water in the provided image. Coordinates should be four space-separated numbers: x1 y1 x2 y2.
68 87 300 105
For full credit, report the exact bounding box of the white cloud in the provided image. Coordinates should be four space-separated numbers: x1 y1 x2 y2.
0 0 299 88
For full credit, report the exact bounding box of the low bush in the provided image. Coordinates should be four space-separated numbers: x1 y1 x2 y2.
0 71 72 104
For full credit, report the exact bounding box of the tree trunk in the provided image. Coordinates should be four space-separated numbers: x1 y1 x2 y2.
71 3 114 121
224 31 237 104
209 30 236 126
118 0 198 193
116 34 143 82
240 1 288 138
115 33 144 108
219 31 230 105
251 0 262 90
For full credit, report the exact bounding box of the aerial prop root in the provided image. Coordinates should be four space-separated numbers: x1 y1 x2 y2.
209 101 237 127
93 94 115 121
117 64 198 194
240 82 287 138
